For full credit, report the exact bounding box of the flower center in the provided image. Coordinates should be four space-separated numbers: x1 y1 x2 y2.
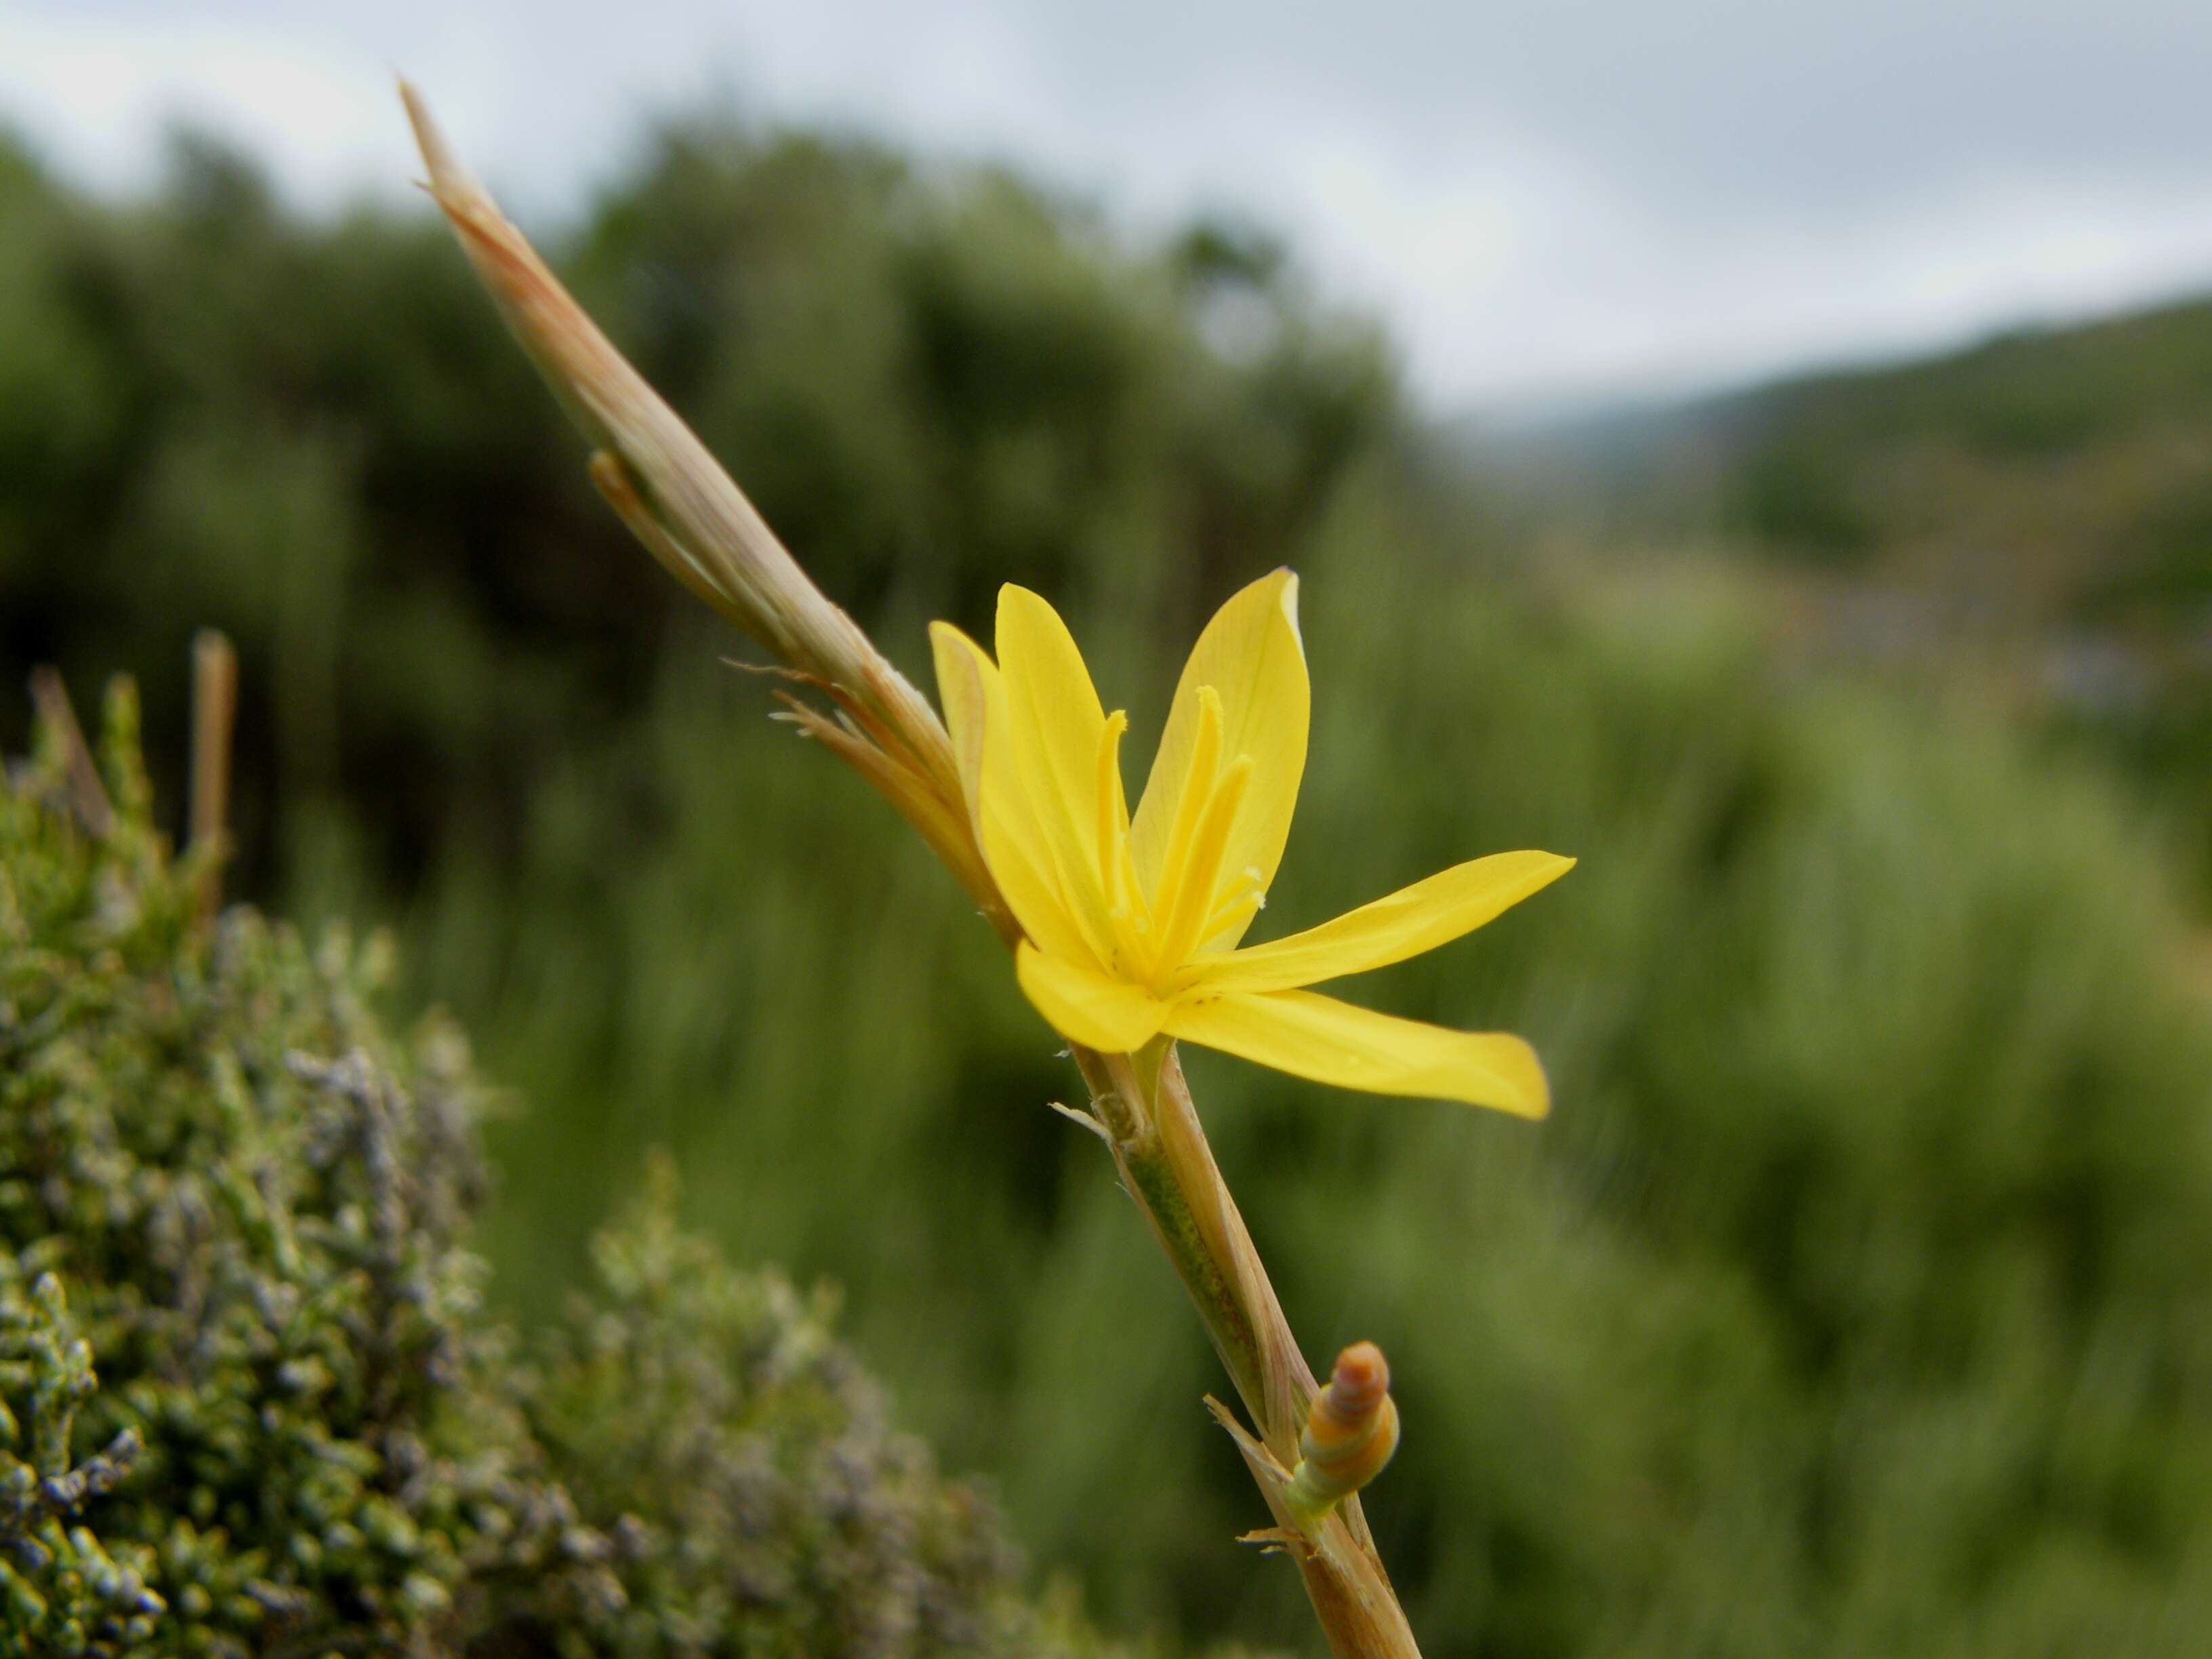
1090 684 1258 991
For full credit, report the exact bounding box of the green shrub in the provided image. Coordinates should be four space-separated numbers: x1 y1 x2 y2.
0 682 1115 1658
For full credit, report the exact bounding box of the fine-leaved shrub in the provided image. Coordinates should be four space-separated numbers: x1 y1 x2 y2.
0 679 1115 1659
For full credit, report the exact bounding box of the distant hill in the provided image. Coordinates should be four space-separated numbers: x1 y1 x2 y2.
1469 292 2212 886
1490 293 2212 590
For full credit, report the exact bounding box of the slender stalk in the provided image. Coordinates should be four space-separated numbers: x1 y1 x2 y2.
1075 1048 1267 1422
1082 1047 1419 1659
401 82 1422 1655
190 629 238 924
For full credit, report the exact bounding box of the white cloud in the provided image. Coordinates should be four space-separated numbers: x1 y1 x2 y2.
0 17 383 199
5 0 2212 411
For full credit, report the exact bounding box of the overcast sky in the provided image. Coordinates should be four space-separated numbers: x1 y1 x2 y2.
7 0 2212 412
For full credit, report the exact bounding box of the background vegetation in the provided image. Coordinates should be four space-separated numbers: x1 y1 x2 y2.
5 113 2212 1654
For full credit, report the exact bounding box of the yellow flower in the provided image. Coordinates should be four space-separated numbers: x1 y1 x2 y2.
929 570 1574 1115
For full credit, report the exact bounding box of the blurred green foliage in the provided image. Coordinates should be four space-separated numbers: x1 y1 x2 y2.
0 682 1120 1656
7 112 2212 1658
1729 446 1875 564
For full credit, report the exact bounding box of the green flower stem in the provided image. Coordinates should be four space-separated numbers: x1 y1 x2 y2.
1078 1046 1421 1659
1078 1048 1267 1427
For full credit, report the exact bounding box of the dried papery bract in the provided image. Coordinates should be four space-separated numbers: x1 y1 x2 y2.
397 83 1011 944
190 629 237 925
402 82 1420 1657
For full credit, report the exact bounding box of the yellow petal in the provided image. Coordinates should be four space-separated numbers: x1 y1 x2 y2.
996 586 1118 960
930 620 1095 965
1017 943 1172 1054
1163 989 1550 1115
995 585 1107 859
928 620 990 825
1186 851 1576 995
1129 569 1308 945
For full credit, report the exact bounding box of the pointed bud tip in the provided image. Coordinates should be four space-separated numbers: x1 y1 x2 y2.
396 77 484 203
1273 567 1303 641
1330 1340 1389 1402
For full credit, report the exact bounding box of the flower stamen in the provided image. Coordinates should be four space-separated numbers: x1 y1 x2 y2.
1152 686 1225 929
1097 711 1130 917
1156 754 1252 970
